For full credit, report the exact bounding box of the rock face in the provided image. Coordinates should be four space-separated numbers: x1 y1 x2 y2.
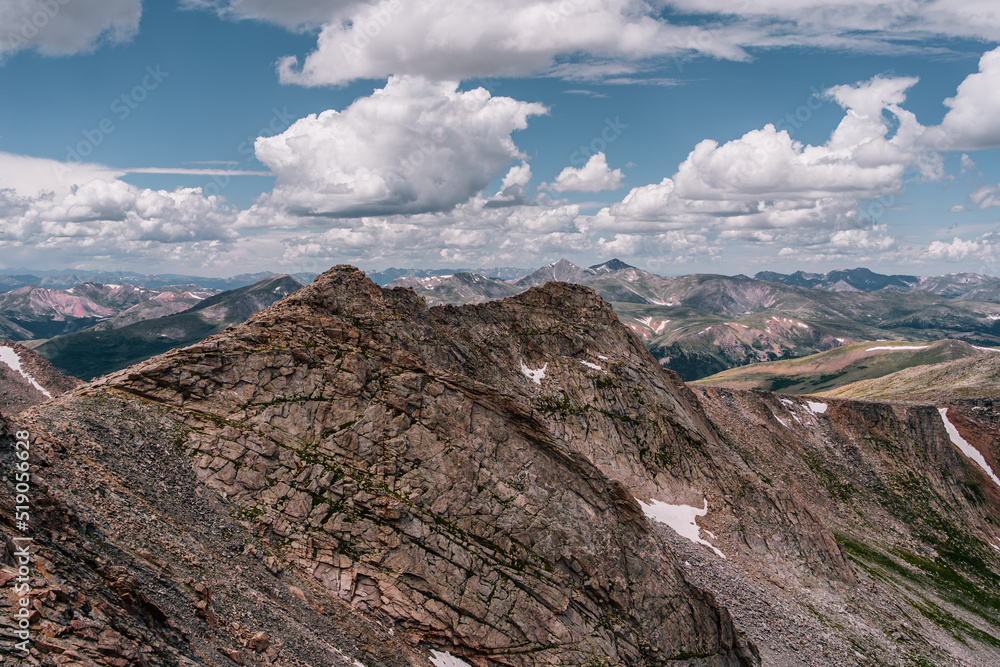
0 339 81 415
2 266 999 666
2 267 759 666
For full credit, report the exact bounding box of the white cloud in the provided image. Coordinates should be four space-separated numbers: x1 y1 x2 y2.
0 0 141 59
969 183 1000 209
961 153 977 173
935 47 1000 150
486 162 535 208
544 153 624 192
272 0 747 86
667 0 1000 48
190 1 1000 87
245 76 547 223
926 236 994 261
179 0 340 29
0 152 236 251
588 76 932 245
276 196 588 267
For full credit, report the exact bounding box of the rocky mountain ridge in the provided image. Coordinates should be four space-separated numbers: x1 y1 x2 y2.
389 260 1000 380
1 267 998 666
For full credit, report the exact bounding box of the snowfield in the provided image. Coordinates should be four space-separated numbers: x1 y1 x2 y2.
939 408 1000 489
0 345 52 398
520 361 547 385
635 497 726 558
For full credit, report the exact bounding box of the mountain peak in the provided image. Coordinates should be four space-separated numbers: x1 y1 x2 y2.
589 258 634 273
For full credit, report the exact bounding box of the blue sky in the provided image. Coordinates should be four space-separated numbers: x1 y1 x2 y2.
2 1 1000 277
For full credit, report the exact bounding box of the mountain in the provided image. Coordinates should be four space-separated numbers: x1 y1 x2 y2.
692 339 989 394
367 266 531 286
0 269 318 292
756 267 922 292
0 283 162 339
512 258 599 287
2 266 999 665
34 275 304 380
0 339 80 414
86 287 217 331
392 260 1000 380
757 268 1000 301
821 349 1000 402
386 272 523 305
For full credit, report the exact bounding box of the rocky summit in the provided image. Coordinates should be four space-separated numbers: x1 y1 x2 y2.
1 266 999 666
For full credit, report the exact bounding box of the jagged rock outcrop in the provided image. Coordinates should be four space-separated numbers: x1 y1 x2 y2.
3 267 761 666
0 339 81 415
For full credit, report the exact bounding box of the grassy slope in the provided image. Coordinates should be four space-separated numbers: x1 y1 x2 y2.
691 339 988 394
821 350 1000 401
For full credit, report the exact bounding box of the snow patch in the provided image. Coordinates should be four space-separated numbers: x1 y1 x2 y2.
988 314 1000 320
597 354 608 360
0 346 52 399
774 414 789 429
520 361 548 385
805 401 828 415
866 345 930 352
635 497 726 559
939 408 1000 489
579 360 602 371
974 345 1000 352
430 651 474 667
835 337 846 343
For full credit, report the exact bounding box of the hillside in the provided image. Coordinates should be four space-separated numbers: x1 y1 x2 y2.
0 339 81 414
692 339 989 394
2 266 999 666
821 351 1000 402
35 275 303 380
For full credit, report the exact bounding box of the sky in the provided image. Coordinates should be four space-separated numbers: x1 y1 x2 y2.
2 1 1000 277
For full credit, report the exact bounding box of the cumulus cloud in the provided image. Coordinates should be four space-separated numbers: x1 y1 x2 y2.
187 0 1000 87
486 162 535 208
926 236 995 261
245 76 547 223
277 196 588 267
0 0 141 59
935 47 1000 150
588 75 932 249
544 153 624 192
270 0 746 86
0 152 236 252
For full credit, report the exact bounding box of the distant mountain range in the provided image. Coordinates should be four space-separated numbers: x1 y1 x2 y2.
0 266 533 291
10 261 1000 383
34 275 304 380
388 260 1000 380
